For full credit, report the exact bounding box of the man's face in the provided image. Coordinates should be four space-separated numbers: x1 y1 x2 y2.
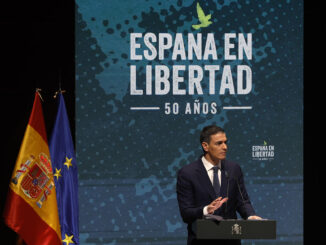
202 132 228 162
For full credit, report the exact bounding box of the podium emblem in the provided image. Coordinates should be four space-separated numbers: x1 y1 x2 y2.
231 223 242 235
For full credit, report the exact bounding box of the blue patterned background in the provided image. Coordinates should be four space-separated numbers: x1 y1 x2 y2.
76 0 303 244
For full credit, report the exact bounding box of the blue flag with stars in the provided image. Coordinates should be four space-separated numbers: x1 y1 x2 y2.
50 93 79 245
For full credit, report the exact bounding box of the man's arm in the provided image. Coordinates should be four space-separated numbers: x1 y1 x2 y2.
176 170 204 223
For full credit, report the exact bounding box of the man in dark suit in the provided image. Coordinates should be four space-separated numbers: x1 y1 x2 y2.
176 125 261 245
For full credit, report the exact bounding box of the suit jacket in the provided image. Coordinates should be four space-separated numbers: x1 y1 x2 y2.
176 157 256 245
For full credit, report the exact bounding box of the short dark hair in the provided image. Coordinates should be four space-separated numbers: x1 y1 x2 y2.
200 125 225 145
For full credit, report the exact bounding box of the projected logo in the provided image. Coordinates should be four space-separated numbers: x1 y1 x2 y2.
252 141 275 161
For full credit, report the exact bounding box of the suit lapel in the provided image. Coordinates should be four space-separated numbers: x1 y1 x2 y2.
195 158 216 200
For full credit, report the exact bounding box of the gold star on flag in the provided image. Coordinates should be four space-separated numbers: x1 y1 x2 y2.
62 234 74 245
54 168 62 180
64 157 73 170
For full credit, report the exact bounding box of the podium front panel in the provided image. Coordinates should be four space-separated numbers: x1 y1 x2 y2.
195 219 276 240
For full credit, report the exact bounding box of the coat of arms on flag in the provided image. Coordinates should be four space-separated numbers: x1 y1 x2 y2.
12 153 55 208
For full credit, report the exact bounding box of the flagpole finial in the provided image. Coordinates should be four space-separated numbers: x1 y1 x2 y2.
54 89 66 99
36 88 44 101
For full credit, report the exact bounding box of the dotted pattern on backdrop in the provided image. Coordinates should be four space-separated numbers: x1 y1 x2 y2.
76 0 303 244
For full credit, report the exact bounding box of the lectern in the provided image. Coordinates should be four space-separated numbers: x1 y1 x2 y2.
194 219 276 240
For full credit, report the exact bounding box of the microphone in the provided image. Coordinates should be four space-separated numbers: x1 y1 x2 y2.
226 172 247 205
224 171 229 215
234 176 259 220
235 176 246 205
227 172 258 220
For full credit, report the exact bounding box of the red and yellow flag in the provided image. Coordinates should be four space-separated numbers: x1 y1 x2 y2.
3 92 62 245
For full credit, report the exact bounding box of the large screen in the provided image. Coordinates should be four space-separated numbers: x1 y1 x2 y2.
76 0 303 244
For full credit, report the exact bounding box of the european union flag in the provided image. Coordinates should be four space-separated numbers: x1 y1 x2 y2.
50 93 79 245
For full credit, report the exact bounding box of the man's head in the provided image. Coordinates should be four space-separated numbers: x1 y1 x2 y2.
200 125 228 163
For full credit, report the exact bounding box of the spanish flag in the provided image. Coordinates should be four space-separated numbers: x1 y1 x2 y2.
3 91 62 245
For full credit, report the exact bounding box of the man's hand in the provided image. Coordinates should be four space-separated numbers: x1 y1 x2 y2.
248 215 262 220
207 197 228 214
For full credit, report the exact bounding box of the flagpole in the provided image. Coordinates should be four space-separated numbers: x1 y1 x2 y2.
36 88 44 101
54 89 66 99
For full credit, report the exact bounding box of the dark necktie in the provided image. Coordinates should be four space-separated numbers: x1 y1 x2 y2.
212 166 220 197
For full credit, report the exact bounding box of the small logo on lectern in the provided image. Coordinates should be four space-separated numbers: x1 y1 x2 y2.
231 223 242 235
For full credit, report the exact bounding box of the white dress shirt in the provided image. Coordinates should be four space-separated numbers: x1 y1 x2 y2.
201 156 221 215
201 156 221 186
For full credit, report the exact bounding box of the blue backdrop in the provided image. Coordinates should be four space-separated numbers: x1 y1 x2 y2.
76 0 303 244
